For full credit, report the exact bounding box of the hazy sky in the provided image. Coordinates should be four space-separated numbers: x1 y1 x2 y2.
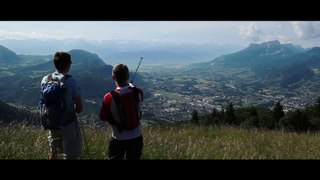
0 21 320 48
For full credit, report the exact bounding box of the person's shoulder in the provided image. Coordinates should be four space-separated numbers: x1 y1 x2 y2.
64 73 73 79
129 83 143 91
136 87 143 91
135 86 144 93
65 75 77 84
103 92 113 102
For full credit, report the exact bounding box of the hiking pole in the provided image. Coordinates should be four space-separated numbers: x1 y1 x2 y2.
79 119 91 159
130 57 143 83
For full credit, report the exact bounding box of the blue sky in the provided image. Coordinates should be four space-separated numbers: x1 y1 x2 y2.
0 21 320 48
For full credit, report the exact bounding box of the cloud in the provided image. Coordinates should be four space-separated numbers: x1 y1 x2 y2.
239 23 262 42
0 29 85 40
292 22 320 40
0 30 51 39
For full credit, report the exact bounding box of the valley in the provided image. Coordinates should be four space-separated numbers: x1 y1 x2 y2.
1 40 320 125
140 65 320 123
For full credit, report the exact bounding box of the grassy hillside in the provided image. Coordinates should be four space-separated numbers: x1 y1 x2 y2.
2 122 320 159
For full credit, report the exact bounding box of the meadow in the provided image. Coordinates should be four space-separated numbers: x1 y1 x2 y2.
1 122 320 159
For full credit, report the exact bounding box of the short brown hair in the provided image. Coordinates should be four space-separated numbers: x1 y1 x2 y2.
53 52 72 70
112 64 129 83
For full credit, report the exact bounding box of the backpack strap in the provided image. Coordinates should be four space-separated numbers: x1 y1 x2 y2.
110 90 125 133
110 90 120 111
46 73 53 82
128 86 142 125
59 74 71 111
131 86 140 103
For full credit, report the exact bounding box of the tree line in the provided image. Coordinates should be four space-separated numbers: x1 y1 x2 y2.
191 97 320 132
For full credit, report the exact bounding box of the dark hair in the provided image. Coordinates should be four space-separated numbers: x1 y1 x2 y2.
112 64 129 83
53 52 72 70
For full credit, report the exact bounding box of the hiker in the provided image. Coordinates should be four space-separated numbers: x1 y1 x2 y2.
100 64 144 160
40 52 83 159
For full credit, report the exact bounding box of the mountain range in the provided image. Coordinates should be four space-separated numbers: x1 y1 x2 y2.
204 40 306 67
0 46 147 116
192 40 320 87
0 38 243 66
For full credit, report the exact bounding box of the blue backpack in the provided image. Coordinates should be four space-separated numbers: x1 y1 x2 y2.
39 73 72 130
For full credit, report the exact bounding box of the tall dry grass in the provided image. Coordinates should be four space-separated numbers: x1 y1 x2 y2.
2 122 320 159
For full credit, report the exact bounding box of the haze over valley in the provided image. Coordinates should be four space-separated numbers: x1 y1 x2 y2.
1 39 320 124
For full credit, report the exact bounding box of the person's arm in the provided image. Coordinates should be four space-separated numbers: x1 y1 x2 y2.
138 88 144 102
71 78 83 113
100 93 112 122
74 96 83 113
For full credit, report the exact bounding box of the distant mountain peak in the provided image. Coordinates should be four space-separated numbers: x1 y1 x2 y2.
207 40 309 68
246 40 305 55
69 49 91 54
249 40 280 48
262 40 281 45
67 49 106 70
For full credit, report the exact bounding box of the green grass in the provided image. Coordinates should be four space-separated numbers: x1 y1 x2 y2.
2 122 320 159
155 90 183 100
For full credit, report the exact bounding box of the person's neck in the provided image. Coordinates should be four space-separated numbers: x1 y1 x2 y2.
116 82 129 88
